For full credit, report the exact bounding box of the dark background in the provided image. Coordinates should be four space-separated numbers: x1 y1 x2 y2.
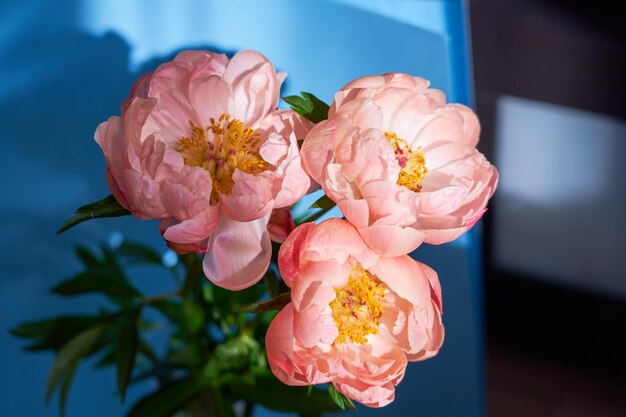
471 0 626 415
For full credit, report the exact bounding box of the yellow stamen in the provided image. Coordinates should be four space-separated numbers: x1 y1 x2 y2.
329 265 386 345
175 114 271 204
385 132 428 192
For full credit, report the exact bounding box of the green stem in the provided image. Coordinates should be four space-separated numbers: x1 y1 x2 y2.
243 400 254 417
182 254 203 296
211 385 235 417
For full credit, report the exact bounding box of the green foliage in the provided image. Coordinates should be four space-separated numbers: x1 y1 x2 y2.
13 240 350 416
125 376 213 417
46 323 110 414
234 375 344 414
116 309 140 402
309 194 336 210
52 270 141 300
56 195 130 234
283 92 330 124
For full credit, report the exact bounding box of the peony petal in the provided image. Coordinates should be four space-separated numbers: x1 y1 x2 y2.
358 224 425 257
203 213 271 290
265 304 310 386
278 222 315 287
369 256 432 308
267 207 295 243
300 119 336 184
293 303 339 348
219 170 274 222
225 50 282 125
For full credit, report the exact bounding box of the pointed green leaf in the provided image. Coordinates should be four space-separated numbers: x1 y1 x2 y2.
11 315 113 352
328 384 356 411
125 376 212 417
116 241 163 266
57 195 130 234
234 376 342 414
309 194 335 210
328 384 346 410
283 95 313 115
116 309 140 402
74 245 100 267
283 92 330 124
300 92 330 123
59 362 78 417
52 270 141 299
46 324 109 403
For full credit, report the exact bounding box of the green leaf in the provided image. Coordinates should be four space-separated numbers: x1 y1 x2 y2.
309 194 335 210
59 362 78 416
234 376 343 414
328 384 357 411
283 95 312 114
283 92 330 124
328 384 345 410
52 270 141 299
46 324 109 403
150 300 204 335
57 195 130 234
235 292 291 314
98 338 156 369
74 245 100 268
215 334 261 371
262 270 280 298
116 309 140 402
11 315 113 352
301 92 330 123
125 376 212 417
116 241 164 266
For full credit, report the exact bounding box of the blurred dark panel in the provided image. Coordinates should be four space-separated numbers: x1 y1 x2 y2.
470 0 626 384
471 0 625 121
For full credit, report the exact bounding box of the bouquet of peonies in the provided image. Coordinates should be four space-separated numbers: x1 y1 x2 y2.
13 50 497 416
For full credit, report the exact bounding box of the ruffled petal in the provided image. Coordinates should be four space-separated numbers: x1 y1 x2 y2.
203 213 271 290
358 224 425 257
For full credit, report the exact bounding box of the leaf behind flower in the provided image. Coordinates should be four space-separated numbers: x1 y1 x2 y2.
57 194 130 234
283 92 329 124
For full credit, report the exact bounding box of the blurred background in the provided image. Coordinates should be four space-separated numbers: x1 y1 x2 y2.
0 0 624 416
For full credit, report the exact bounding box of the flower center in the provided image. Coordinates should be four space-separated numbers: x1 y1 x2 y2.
175 114 270 204
385 132 428 192
329 265 385 345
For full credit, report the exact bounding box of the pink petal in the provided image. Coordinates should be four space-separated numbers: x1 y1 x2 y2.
203 213 271 290
369 256 432 308
190 75 229 125
225 50 282 125
162 211 219 245
267 207 295 243
358 224 425 257
300 119 336 184
265 304 310 386
278 222 315 287
293 303 339 348
219 170 274 222
337 198 370 228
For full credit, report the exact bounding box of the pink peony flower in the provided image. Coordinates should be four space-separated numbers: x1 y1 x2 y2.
95 50 312 290
266 219 444 407
300 73 498 256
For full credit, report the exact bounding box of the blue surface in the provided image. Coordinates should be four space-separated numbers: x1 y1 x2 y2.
0 1 483 416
